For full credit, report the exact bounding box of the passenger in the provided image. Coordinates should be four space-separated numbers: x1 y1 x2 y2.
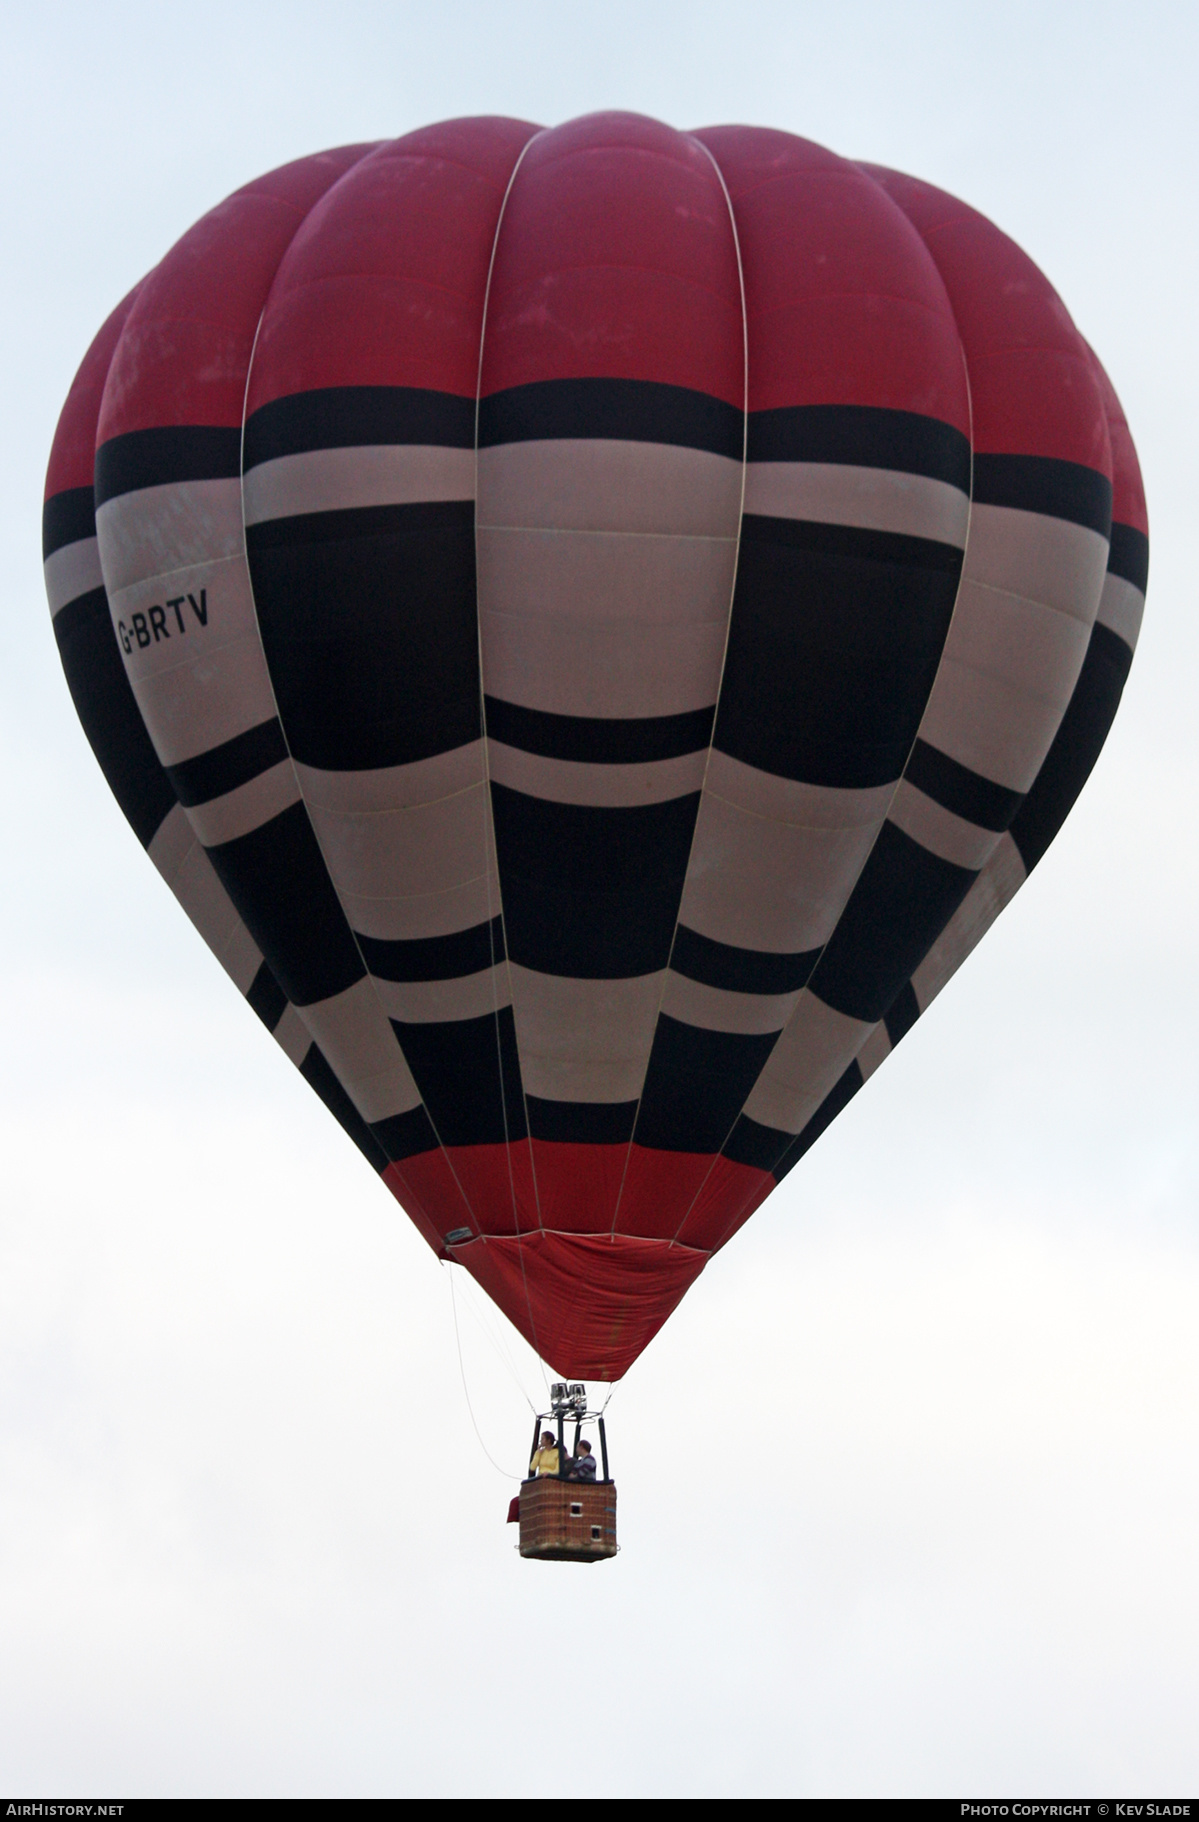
570 1439 597 1481
529 1431 561 1478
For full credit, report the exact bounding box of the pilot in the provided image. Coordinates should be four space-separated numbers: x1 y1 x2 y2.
570 1439 597 1482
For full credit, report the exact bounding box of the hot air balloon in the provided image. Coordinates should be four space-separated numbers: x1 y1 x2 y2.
44 115 1148 1417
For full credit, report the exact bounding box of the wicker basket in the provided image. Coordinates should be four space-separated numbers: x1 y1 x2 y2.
518 1477 618 1562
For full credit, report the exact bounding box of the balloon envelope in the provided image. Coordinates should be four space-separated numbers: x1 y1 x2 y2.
44 115 1148 1380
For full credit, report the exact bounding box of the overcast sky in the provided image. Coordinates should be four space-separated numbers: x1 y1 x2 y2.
2 0 1197 1798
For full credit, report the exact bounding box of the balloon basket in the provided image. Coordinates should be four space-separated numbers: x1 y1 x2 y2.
517 1476 618 1563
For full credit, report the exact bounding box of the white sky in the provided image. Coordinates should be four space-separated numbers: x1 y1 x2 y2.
2 0 1196 1798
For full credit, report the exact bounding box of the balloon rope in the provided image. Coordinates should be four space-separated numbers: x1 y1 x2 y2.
608 134 751 1241
235 204 483 1243
447 1265 523 1480
659 240 980 1246
471 126 555 1388
454 1264 540 1415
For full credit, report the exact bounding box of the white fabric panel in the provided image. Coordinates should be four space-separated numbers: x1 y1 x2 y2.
307 777 495 933
477 440 741 538
741 991 872 1137
856 1021 891 1081
221 918 265 997
273 1003 312 1067
480 608 730 721
146 803 263 992
106 557 277 766
916 504 1109 793
295 744 484 814
98 476 280 769
478 529 737 635
886 779 998 872
295 977 422 1123
742 462 969 548
187 760 302 848
44 537 103 618
476 438 739 722
507 966 664 1104
340 874 500 946
146 800 198 885
298 749 499 943
486 741 706 808
242 445 477 525
1096 571 1146 652
659 970 799 1036
374 966 510 1025
911 833 1027 1013
96 479 244 593
678 754 893 954
919 580 1095 792
964 506 1109 622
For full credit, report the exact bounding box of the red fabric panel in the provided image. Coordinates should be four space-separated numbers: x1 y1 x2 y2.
528 1140 634 1235
1090 351 1148 536
460 1230 709 1380
97 146 376 440
695 126 969 432
440 1140 539 1238
247 118 541 410
863 167 1111 475
617 1142 725 1239
480 111 743 405
45 287 142 499
382 1153 472 1256
387 1137 773 1256
673 1151 776 1252
616 1142 775 1247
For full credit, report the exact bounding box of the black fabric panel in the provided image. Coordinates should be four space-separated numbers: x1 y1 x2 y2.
484 697 714 765
721 1111 794 1176
714 515 961 788
357 917 505 983
635 1016 781 1155
300 1044 390 1172
883 979 920 1046
165 718 288 808
670 925 819 995
246 500 480 771
370 1102 442 1164
737 516 961 573
490 783 700 978
972 454 1112 538
1009 621 1134 875
771 1063 864 1184
246 959 287 1030
390 1005 527 1148
43 488 96 559
904 738 1024 832
94 425 242 506
206 801 365 1007
1107 522 1149 594
53 585 176 848
811 821 977 1024
243 385 476 468
478 378 743 459
746 405 971 491
525 1097 638 1144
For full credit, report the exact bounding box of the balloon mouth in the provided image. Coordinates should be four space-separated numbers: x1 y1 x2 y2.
457 1230 711 1382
